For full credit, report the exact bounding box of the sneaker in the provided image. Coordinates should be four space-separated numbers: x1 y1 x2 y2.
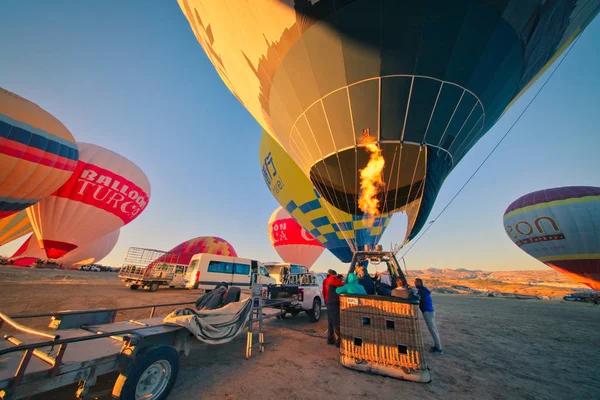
430 347 444 354
335 341 341 348
327 340 335 345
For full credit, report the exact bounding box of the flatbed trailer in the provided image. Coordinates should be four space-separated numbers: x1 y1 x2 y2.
0 284 286 399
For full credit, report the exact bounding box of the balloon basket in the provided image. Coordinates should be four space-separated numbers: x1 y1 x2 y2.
339 294 431 383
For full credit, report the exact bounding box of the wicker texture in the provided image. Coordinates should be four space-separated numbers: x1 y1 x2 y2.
340 294 428 374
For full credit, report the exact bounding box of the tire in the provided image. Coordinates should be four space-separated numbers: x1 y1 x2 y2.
112 346 180 400
307 298 321 322
169 286 175 289
148 282 160 292
129 285 139 291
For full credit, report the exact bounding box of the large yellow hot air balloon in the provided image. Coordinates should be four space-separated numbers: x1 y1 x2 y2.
180 0 600 244
0 210 31 247
0 88 79 218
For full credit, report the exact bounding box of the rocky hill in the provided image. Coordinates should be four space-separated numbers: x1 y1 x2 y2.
404 268 593 299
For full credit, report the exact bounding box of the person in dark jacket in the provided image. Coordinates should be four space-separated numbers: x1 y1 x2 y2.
355 262 376 295
324 270 344 346
413 278 443 354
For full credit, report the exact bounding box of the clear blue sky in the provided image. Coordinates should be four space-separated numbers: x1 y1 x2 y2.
1 1 599 272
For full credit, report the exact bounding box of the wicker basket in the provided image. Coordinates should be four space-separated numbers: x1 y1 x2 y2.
339 294 431 382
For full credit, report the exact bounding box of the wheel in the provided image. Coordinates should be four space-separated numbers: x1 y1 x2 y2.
169 286 175 289
307 298 321 322
112 346 179 400
290 309 301 317
129 285 139 291
148 282 160 292
276 311 286 320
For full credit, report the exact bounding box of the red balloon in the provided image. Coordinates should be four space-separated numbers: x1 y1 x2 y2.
268 207 324 269
154 236 238 266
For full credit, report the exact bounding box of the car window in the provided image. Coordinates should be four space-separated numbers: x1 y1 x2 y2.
208 261 233 274
259 266 269 276
234 263 250 275
176 265 185 273
189 260 198 270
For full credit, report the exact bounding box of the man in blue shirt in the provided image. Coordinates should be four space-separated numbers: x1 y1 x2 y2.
413 278 443 354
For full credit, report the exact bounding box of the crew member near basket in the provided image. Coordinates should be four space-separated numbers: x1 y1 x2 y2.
323 269 344 346
412 278 443 354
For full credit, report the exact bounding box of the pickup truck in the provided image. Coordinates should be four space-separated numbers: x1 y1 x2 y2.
118 262 188 292
265 272 324 322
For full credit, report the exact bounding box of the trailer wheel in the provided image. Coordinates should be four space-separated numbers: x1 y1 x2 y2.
148 282 159 292
307 298 321 322
112 346 179 400
129 285 139 291
290 309 301 317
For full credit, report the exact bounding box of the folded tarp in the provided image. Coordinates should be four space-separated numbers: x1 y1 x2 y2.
162 298 253 345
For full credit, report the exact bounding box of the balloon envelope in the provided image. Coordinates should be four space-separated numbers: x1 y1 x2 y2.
155 236 238 266
0 210 31 247
268 207 324 269
26 142 151 259
10 230 120 268
0 88 79 218
181 0 599 243
503 186 600 291
260 130 391 262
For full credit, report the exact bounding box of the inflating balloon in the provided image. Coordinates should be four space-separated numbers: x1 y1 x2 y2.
180 0 600 243
26 142 151 259
0 88 79 218
260 130 391 262
10 230 120 268
268 207 324 269
155 236 238 266
0 210 31 247
503 186 600 291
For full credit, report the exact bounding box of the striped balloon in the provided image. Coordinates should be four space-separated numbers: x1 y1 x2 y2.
0 210 31 247
503 186 600 291
0 88 79 218
26 142 150 259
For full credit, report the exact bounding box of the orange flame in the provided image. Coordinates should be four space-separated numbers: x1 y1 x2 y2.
358 134 385 224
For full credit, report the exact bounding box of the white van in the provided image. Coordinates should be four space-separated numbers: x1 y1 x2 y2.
184 254 276 290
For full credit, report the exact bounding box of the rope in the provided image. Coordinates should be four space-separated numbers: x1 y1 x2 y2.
399 35 582 259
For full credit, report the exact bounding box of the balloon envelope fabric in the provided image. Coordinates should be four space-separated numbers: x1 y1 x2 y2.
260 130 391 263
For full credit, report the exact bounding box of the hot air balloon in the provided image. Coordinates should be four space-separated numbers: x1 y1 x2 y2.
260 130 391 262
10 230 120 268
0 210 31 247
26 142 151 259
503 186 600 291
0 87 79 218
60 229 120 267
180 0 600 244
268 207 325 269
153 236 238 266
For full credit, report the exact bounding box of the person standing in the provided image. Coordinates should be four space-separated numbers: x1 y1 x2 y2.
413 278 443 354
323 270 344 346
355 262 376 294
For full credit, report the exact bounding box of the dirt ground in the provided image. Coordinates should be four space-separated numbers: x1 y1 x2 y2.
0 268 599 400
